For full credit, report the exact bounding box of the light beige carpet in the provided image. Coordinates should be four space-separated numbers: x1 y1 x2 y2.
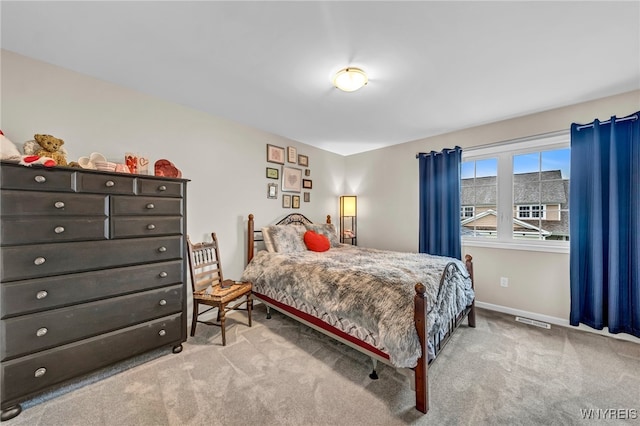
5 306 639 426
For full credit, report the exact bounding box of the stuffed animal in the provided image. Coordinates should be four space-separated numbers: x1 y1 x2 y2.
0 130 22 161
22 139 40 155
24 134 68 166
35 134 68 166
1 130 56 167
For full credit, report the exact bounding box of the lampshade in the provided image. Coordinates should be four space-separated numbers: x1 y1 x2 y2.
332 68 368 92
340 195 357 217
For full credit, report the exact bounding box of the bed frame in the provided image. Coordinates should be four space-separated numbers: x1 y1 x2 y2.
245 213 476 414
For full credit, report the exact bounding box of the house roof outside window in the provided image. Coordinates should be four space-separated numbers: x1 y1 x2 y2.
461 170 569 239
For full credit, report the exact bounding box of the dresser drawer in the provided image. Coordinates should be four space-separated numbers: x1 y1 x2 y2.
136 178 183 198
111 217 183 238
1 217 108 246
76 173 135 195
1 260 183 318
1 285 183 360
1 236 183 281
1 191 108 216
111 196 183 216
1 314 182 405
0 165 75 192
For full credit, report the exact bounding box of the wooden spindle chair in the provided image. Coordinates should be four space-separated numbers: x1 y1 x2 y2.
186 233 252 345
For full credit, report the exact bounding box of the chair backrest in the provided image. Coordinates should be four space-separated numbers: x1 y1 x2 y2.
186 233 224 293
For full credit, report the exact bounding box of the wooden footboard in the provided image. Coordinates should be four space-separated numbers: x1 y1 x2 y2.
413 283 429 413
466 254 477 328
245 213 475 414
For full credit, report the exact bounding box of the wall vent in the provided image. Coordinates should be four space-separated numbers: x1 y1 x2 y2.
515 316 551 329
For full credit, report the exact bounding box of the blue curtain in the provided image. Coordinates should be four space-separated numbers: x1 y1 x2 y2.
569 111 640 337
417 147 462 259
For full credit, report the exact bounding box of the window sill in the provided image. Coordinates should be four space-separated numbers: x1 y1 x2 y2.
462 238 569 254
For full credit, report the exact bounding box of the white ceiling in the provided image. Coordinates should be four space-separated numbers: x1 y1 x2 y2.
2 1 639 156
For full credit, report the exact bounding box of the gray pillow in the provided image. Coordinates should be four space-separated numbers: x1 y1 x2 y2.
265 224 306 253
304 223 340 247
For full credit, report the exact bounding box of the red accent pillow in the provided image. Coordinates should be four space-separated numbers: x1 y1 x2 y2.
304 230 330 252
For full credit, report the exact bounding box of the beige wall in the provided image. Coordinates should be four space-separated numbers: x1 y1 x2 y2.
345 89 640 323
1 49 347 279
467 246 569 317
3 48 639 337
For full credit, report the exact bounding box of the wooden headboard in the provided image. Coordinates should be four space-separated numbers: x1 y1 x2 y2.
246 213 331 262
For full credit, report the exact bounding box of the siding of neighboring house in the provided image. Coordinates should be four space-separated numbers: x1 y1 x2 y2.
470 209 497 228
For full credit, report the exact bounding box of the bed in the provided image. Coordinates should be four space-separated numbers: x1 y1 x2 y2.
241 213 475 414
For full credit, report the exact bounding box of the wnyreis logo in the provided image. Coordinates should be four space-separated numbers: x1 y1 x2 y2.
580 409 638 420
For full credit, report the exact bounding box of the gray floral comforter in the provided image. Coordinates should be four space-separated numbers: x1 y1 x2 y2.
241 245 474 368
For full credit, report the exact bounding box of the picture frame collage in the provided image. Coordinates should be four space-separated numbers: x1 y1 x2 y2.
266 144 312 208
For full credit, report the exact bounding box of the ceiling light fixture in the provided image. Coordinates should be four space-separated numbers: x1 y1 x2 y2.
332 67 368 92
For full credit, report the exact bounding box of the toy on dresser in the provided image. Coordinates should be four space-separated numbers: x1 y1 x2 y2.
23 134 69 166
0 130 56 167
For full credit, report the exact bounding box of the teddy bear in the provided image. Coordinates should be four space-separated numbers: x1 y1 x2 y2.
23 134 68 166
1 130 56 167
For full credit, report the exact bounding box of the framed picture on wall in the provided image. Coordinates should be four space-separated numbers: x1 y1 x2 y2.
287 146 297 163
302 179 312 189
303 192 310 202
292 195 300 209
266 167 279 179
305 169 311 176
298 154 309 167
267 183 278 199
281 166 302 192
267 144 285 164
282 194 292 208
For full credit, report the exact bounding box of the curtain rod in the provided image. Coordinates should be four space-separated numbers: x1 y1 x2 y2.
415 146 460 158
575 114 638 131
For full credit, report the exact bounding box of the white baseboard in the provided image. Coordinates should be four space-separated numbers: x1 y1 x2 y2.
475 301 640 344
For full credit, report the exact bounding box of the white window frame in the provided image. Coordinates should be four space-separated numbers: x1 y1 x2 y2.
461 130 570 254
461 206 475 219
517 204 547 220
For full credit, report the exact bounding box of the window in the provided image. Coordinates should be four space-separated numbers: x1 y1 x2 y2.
461 158 497 238
460 206 475 219
517 204 546 219
461 131 570 251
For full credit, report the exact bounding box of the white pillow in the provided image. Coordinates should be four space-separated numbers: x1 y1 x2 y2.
261 227 276 252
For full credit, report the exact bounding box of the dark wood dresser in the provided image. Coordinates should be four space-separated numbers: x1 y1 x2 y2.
0 161 188 421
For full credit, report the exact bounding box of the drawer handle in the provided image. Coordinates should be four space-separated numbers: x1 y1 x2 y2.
146 203 155 209
34 175 47 183
34 367 47 378
34 257 46 266
159 271 168 278
157 246 167 253
54 201 65 209
147 224 156 230
54 226 65 234
158 329 166 337
105 180 115 187
159 299 167 306
158 185 167 191
36 327 48 337
36 290 48 299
